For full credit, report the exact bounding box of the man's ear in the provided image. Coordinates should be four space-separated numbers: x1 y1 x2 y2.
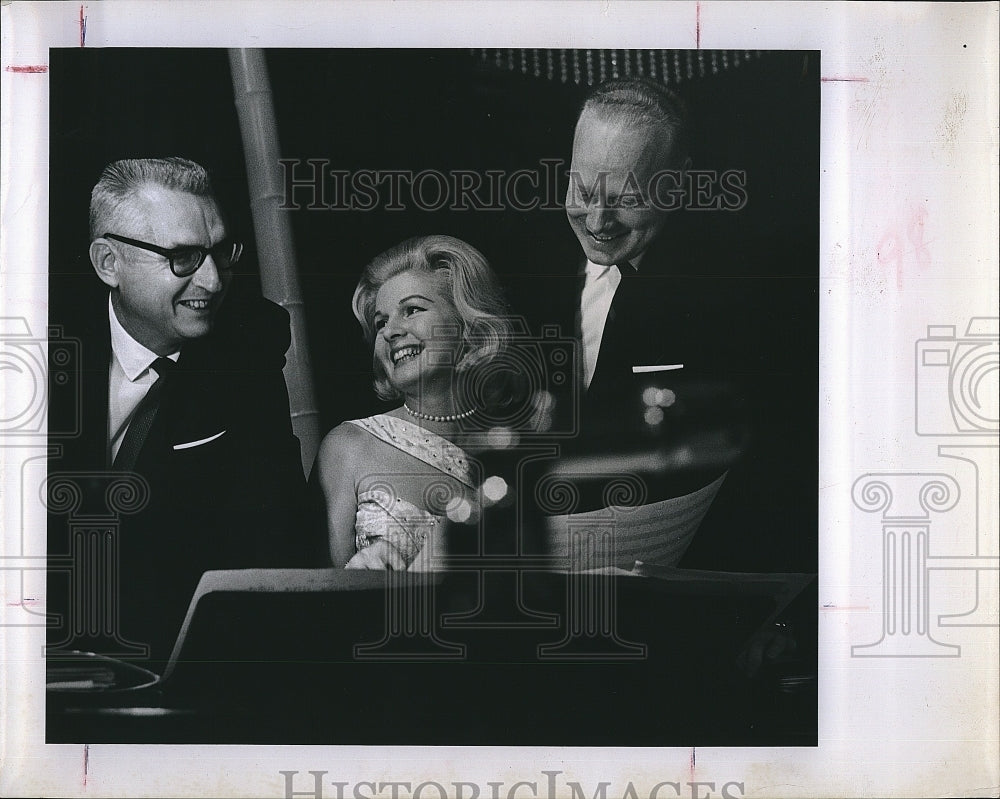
89 239 120 288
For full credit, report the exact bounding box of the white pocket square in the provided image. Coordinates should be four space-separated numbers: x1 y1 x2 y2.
173 430 227 450
632 364 684 373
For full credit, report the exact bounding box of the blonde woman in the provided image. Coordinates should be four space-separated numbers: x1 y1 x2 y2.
315 235 513 570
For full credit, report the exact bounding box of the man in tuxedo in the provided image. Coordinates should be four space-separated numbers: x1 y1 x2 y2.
570 80 688 439
536 79 747 481
511 77 815 574
47 157 309 669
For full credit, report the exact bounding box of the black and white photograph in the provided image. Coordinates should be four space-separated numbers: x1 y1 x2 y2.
1 2 996 797
42 44 819 747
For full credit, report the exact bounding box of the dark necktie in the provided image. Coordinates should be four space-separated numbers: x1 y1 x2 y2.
113 357 175 471
590 261 636 380
615 260 635 280
588 261 642 397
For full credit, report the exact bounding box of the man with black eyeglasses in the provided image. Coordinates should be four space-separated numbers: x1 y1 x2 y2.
47 157 309 669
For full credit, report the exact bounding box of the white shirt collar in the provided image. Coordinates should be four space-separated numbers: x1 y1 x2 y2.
584 249 647 277
108 295 179 381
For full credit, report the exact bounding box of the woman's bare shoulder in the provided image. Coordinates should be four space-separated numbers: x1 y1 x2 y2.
317 421 372 466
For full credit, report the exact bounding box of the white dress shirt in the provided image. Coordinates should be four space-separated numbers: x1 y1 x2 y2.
107 297 180 462
579 252 645 390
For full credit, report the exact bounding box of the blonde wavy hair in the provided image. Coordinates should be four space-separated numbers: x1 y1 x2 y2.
352 235 513 402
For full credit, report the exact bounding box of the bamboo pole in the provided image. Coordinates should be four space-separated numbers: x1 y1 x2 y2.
228 48 320 476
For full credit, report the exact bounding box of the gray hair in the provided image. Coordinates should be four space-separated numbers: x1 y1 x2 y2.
89 157 215 241
579 77 690 167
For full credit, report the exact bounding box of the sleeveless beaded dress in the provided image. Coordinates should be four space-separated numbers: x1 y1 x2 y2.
346 414 475 568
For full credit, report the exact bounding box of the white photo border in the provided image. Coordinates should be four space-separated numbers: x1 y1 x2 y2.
2 2 998 797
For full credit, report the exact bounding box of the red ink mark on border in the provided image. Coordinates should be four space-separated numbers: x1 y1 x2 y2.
83 744 90 787
695 3 701 49
5 65 48 73
821 77 869 83
907 203 931 271
80 5 87 47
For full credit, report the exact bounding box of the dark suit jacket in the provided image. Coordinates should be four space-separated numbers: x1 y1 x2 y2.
506 218 817 572
509 222 756 438
47 288 310 667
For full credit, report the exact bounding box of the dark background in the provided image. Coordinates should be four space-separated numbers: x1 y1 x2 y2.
49 48 817 433
50 47 818 564
47 47 818 744
49 47 818 571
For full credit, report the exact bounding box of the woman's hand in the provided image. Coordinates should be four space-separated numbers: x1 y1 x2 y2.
345 539 408 570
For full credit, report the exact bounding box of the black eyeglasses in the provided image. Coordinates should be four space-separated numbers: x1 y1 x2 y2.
103 233 244 278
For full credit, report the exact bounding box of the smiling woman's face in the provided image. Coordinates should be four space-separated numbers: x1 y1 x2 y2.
372 269 463 397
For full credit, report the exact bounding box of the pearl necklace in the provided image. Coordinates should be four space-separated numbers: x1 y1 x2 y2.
403 403 477 423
